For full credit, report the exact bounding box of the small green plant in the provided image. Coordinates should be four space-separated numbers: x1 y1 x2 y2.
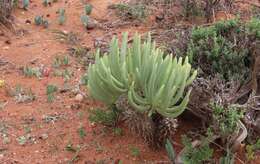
88 106 119 127
23 125 31 134
80 15 89 28
58 8 66 25
46 84 58 103
109 3 148 21
22 0 29 10
42 20 49 28
129 145 140 157
34 16 43 25
80 73 88 85
65 142 77 152
17 135 27 145
63 69 73 82
165 139 175 162
10 85 36 103
52 30 79 45
84 4 93 15
246 18 260 39
113 127 123 136
78 124 86 139
219 149 235 164
23 66 42 78
53 69 72 81
211 103 244 139
12 0 19 8
42 0 49 7
181 134 214 164
246 139 260 161
53 55 69 68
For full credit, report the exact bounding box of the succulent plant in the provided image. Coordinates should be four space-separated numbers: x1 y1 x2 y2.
88 33 197 118
34 16 43 25
42 20 49 28
84 4 93 15
80 15 89 28
58 8 66 25
23 0 29 10
88 34 129 104
42 0 48 7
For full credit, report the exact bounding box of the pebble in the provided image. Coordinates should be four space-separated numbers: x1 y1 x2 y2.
2 46 9 50
39 133 48 140
75 94 84 102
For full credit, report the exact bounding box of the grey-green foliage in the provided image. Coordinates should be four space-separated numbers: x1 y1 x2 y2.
58 8 66 25
181 134 214 164
84 4 93 15
88 106 119 127
46 84 58 103
211 103 244 139
88 33 197 118
246 18 260 39
42 0 48 7
110 3 148 21
80 15 89 27
219 149 235 164
23 66 42 78
187 18 251 81
34 16 43 25
246 139 260 161
165 139 175 162
22 0 29 10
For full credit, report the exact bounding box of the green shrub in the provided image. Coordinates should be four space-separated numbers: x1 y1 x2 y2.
214 19 240 35
181 134 214 164
88 107 119 127
211 103 244 139
109 3 148 21
187 19 250 81
246 139 260 161
87 33 197 118
246 18 260 39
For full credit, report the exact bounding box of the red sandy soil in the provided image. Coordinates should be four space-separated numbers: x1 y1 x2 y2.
0 0 259 163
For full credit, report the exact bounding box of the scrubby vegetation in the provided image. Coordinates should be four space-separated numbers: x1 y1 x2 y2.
0 0 260 163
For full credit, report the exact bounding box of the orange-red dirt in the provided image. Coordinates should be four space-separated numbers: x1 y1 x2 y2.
0 0 259 163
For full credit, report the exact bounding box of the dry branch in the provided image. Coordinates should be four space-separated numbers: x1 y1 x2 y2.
0 0 14 30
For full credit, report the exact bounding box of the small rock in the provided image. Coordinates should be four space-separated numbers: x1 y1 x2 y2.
2 46 9 50
42 67 51 77
39 133 48 140
75 94 84 102
86 18 98 30
3 136 10 144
